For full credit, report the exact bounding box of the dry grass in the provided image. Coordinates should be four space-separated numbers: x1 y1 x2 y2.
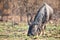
0 22 60 40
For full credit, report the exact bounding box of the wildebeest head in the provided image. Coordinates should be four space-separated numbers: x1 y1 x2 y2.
27 13 39 36
27 24 39 36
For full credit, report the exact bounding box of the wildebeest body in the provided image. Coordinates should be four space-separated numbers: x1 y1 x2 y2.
27 3 53 36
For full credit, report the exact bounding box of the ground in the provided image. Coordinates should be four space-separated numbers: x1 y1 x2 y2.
0 22 60 40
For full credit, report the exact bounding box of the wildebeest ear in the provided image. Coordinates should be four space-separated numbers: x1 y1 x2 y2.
27 13 33 25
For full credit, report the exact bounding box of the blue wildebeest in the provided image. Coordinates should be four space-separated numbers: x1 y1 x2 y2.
27 3 53 36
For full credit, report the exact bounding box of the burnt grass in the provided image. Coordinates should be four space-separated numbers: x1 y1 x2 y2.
0 22 60 40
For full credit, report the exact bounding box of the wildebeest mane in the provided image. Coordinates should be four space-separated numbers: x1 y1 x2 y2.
33 4 46 25
34 4 45 21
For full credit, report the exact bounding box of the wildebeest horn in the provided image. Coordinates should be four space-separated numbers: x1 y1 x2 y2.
27 13 33 25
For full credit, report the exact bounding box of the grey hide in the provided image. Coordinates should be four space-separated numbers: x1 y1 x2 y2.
27 3 53 36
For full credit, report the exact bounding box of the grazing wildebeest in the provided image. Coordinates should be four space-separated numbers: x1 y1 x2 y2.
27 3 53 36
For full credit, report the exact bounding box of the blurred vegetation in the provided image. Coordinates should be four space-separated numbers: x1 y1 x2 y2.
0 22 60 40
0 0 60 22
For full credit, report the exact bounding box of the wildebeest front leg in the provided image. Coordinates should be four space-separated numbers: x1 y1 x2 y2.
41 24 46 35
39 24 46 36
